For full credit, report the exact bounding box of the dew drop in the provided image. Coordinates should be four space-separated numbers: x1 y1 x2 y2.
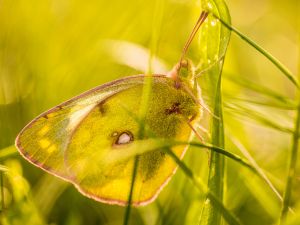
210 19 217 27
207 2 213 9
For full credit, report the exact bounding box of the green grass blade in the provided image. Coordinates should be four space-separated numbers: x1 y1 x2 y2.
279 93 300 224
228 135 284 206
279 6 300 222
123 156 139 225
279 3 300 224
211 14 299 89
101 137 255 174
188 142 255 171
123 1 164 224
224 95 296 111
199 0 231 224
225 103 293 134
164 147 242 225
224 74 296 108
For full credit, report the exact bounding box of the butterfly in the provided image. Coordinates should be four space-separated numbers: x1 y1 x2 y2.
15 11 209 206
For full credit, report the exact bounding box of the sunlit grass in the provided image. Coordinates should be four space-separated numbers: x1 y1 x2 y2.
1 0 300 225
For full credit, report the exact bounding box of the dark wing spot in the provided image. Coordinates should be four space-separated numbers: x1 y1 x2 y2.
165 102 182 115
97 102 106 114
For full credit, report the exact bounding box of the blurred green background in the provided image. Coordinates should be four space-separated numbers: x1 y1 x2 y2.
0 0 299 224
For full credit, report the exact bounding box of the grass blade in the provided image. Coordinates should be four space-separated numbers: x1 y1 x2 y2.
279 5 300 222
279 88 300 223
164 147 242 225
123 1 164 224
225 103 293 134
198 0 231 224
224 73 296 108
210 14 299 89
224 95 296 111
123 156 139 225
228 135 286 207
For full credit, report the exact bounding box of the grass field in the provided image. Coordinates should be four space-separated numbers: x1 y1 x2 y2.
0 0 299 225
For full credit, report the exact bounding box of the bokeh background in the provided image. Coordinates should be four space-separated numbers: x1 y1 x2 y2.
0 0 299 224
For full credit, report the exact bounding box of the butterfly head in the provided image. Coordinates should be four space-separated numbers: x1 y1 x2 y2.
167 58 195 88
177 59 194 81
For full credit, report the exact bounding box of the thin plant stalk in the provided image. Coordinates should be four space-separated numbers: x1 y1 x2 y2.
199 1 231 224
165 148 242 225
123 157 139 225
279 7 300 223
211 13 300 89
279 100 300 224
123 1 164 224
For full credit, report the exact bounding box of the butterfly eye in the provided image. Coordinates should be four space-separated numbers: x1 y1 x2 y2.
180 59 188 68
114 131 134 145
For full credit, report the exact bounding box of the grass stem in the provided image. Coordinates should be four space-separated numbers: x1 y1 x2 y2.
279 8 300 223
211 13 300 89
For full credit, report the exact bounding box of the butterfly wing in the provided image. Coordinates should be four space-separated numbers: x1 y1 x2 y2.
16 75 200 206
16 76 149 179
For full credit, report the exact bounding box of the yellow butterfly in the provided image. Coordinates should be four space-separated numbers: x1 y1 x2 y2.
15 11 209 206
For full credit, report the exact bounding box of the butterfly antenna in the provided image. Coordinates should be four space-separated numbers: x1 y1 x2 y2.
178 11 209 71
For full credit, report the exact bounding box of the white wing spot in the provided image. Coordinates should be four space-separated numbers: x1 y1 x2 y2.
115 132 133 145
210 19 217 26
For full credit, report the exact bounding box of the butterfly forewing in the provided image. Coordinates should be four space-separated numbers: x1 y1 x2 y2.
16 76 149 179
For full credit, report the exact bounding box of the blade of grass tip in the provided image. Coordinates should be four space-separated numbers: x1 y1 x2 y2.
123 1 164 225
211 13 300 89
163 147 242 225
279 9 300 223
